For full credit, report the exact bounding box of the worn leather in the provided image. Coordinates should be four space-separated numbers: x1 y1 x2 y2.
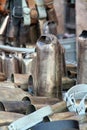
0 0 9 14
26 0 38 24
47 8 58 24
44 0 54 9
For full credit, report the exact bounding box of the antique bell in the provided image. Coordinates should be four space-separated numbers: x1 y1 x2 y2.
36 34 62 99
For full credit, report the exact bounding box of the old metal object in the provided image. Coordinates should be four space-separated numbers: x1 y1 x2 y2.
0 101 32 114
0 45 35 53
64 84 87 115
77 31 87 83
0 81 17 88
43 20 58 35
11 73 29 91
0 111 24 126
28 75 34 95
36 34 62 98
8 101 67 130
8 84 87 130
44 0 54 9
3 54 19 79
22 52 38 95
61 46 67 77
22 53 34 74
0 87 30 101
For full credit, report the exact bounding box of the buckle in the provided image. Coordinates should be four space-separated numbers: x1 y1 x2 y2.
13 6 23 18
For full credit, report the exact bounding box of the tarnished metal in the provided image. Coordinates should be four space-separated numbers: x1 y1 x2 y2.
36 34 62 98
22 52 38 95
21 53 34 74
11 73 29 91
0 101 31 114
0 81 17 88
0 45 35 53
0 87 31 101
8 101 67 130
77 31 87 84
43 20 58 35
3 54 19 79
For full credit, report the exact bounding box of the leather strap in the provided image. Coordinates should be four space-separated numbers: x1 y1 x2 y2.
26 0 38 24
0 0 9 14
34 0 47 19
31 120 79 130
22 0 31 25
44 0 54 9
